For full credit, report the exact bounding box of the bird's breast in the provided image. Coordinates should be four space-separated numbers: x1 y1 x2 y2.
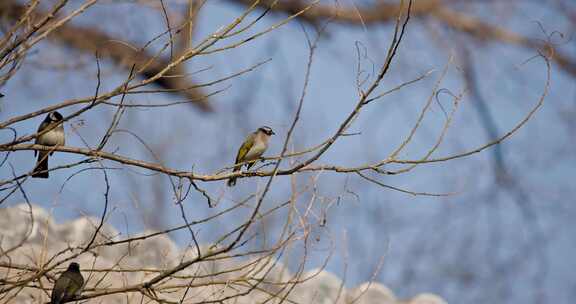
244 141 267 161
37 127 65 146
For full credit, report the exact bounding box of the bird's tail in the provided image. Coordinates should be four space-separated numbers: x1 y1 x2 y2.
32 151 49 178
227 164 242 187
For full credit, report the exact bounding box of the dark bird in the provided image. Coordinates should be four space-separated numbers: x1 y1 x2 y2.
228 126 275 187
32 111 65 178
50 262 84 304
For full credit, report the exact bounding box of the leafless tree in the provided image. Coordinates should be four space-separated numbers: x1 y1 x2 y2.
0 0 568 303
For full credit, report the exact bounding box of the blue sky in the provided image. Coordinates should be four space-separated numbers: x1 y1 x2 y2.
1 1 575 303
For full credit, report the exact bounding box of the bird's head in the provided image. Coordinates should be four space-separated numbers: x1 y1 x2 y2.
68 262 80 272
49 111 64 122
258 126 275 136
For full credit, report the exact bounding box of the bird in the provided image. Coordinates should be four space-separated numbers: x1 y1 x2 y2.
32 111 65 178
227 126 275 187
50 262 84 304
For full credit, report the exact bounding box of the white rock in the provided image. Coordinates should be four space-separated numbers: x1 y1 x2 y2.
348 282 396 303
0 204 447 304
408 293 448 304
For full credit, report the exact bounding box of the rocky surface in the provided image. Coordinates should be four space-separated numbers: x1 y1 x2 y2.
0 204 446 303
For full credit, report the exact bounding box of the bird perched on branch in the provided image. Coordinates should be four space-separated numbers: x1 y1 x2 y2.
50 262 84 304
228 126 275 187
32 111 65 178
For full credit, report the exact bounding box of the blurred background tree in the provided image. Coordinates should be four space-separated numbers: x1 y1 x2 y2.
0 0 573 303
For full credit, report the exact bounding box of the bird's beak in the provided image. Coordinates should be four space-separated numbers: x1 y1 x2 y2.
271 130 275 135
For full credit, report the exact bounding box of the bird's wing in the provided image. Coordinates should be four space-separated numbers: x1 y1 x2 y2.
35 121 50 156
65 277 81 298
52 276 72 303
69 272 84 296
235 133 255 165
35 121 50 141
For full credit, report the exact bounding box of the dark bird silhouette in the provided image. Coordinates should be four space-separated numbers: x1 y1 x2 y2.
50 262 84 304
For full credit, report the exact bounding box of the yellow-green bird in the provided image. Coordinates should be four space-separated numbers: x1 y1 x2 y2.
50 262 84 304
228 126 275 187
